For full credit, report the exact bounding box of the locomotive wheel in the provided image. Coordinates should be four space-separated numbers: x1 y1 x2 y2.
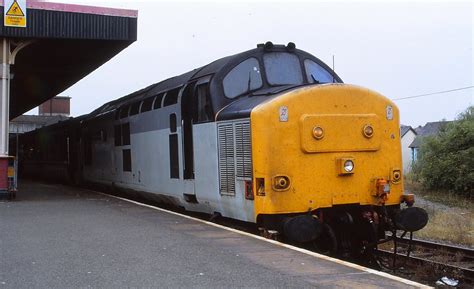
312 223 338 255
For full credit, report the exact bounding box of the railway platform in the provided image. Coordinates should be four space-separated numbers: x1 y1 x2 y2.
0 181 429 288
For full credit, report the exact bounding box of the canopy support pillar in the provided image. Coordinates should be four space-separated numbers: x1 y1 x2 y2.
0 38 11 157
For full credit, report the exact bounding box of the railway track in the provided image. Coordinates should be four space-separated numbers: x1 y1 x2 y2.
375 236 474 287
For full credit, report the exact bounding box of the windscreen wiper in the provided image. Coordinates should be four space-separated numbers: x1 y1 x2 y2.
311 74 320 84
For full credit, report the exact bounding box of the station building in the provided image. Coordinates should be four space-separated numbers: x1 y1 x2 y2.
0 0 137 193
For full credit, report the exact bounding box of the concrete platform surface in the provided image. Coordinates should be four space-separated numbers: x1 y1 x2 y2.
0 181 427 288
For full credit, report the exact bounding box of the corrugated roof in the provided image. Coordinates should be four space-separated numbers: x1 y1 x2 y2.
2 2 138 118
0 5 137 40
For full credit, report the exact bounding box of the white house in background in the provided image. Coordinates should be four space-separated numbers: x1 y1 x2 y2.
400 125 417 174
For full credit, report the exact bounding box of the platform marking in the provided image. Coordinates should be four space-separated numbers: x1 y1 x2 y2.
94 191 432 289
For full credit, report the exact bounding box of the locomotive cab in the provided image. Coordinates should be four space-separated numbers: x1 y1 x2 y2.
209 42 428 253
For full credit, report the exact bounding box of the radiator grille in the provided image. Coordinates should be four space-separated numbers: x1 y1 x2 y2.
218 123 235 195
218 120 252 196
235 122 252 179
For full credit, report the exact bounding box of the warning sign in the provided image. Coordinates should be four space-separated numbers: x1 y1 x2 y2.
4 0 27 27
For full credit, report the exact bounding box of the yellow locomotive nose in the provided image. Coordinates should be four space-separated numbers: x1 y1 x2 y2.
251 84 404 215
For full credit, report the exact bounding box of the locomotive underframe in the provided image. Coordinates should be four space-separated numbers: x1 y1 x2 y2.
257 204 404 256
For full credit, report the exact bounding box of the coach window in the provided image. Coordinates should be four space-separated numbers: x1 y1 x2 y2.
163 87 181 106
153 93 165 109
263 52 303 85
223 58 262 99
122 123 130 145
130 102 140 116
304 59 335 84
141 97 154 113
120 105 130 119
195 83 213 123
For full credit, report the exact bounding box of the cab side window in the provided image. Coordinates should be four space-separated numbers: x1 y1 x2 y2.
304 59 336 84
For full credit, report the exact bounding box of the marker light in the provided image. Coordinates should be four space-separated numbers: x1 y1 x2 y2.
344 160 354 173
363 125 374 138
273 175 291 191
312 126 324 140
392 169 402 183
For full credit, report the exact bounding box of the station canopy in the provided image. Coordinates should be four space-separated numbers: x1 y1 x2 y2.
0 1 138 119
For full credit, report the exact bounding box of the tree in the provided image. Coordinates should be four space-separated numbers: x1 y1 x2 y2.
413 106 473 197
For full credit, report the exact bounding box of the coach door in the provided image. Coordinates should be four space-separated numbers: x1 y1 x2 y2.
181 81 197 201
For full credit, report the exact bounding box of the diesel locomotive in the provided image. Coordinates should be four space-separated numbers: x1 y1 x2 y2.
18 42 428 255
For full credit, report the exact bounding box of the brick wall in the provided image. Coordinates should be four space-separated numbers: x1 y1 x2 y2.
39 96 70 116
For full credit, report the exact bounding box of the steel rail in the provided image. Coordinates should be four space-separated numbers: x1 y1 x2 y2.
376 240 474 285
395 237 474 259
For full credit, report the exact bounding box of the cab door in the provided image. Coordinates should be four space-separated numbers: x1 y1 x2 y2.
180 77 213 203
180 81 197 200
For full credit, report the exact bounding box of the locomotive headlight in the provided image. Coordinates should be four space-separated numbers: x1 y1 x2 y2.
344 160 354 172
338 158 355 175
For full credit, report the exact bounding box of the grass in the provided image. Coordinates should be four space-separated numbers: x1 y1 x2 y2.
405 179 474 247
415 210 473 246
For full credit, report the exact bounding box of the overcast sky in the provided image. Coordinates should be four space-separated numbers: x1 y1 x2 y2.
49 0 472 127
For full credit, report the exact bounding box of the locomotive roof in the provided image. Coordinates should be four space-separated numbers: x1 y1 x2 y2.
89 43 343 118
